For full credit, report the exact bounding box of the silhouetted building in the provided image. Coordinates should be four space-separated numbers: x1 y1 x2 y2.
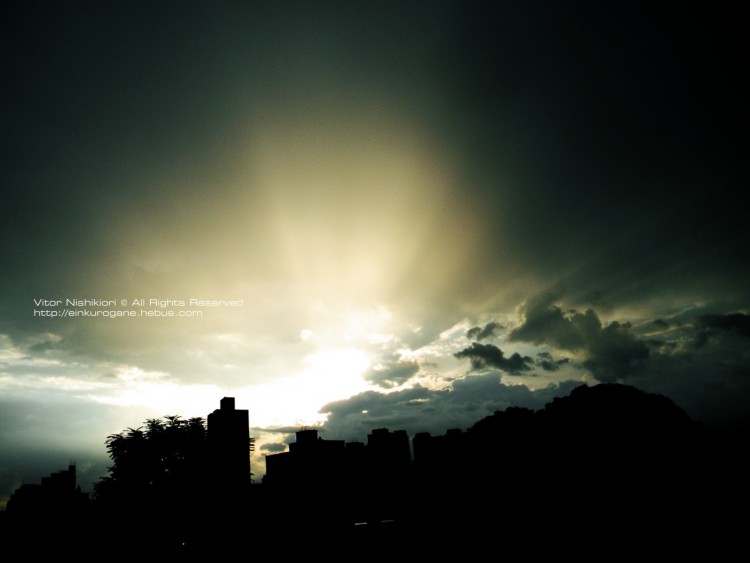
265 427 416 489
413 428 466 480
264 428 346 487
263 426 416 528
6 464 89 521
366 428 411 476
208 397 251 494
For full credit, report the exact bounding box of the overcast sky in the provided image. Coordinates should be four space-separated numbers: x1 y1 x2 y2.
2 1 748 504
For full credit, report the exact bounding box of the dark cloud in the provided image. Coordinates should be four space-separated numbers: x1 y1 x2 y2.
694 313 750 348
631 314 750 429
583 321 649 382
259 443 287 454
509 290 648 382
466 321 503 341
509 288 588 349
320 387 432 438
365 358 421 389
504 302 750 429
454 343 533 374
535 352 569 372
319 375 580 441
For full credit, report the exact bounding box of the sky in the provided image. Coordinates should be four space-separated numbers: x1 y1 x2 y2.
2 1 748 504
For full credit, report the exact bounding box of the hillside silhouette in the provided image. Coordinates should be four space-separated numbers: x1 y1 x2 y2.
2 384 746 555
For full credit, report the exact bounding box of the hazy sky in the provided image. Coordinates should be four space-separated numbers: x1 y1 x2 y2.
2 1 748 503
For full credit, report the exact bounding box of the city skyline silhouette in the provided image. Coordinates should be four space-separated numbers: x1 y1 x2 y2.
3 384 747 555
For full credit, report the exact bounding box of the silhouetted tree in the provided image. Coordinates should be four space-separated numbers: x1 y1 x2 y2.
89 409 257 553
94 416 211 516
95 414 256 512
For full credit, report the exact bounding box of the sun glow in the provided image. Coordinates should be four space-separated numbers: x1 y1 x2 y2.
240 347 372 428
18 102 485 458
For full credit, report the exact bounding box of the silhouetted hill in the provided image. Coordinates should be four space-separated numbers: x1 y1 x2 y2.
540 382 695 431
466 383 696 439
401 383 747 554
458 384 699 480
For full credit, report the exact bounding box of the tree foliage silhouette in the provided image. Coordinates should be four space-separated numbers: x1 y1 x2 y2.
94 415 212 514
90 412 256 552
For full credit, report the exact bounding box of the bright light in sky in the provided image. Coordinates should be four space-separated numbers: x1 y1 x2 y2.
240 347 372 427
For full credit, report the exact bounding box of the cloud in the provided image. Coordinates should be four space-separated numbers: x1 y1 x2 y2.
627 310 750 428
583 321 649 382
497 298 750 428
259 442 287 453
699 313 750 336
535 352 569 372
252 426 302 435
694 313 750 348
466 322 503 341
454 343 533 374
509 290 648 382
365 357 421 389
509 289 592 350
319 375 580 441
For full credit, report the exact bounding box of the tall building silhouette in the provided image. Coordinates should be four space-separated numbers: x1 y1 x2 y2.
207 397 250 494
